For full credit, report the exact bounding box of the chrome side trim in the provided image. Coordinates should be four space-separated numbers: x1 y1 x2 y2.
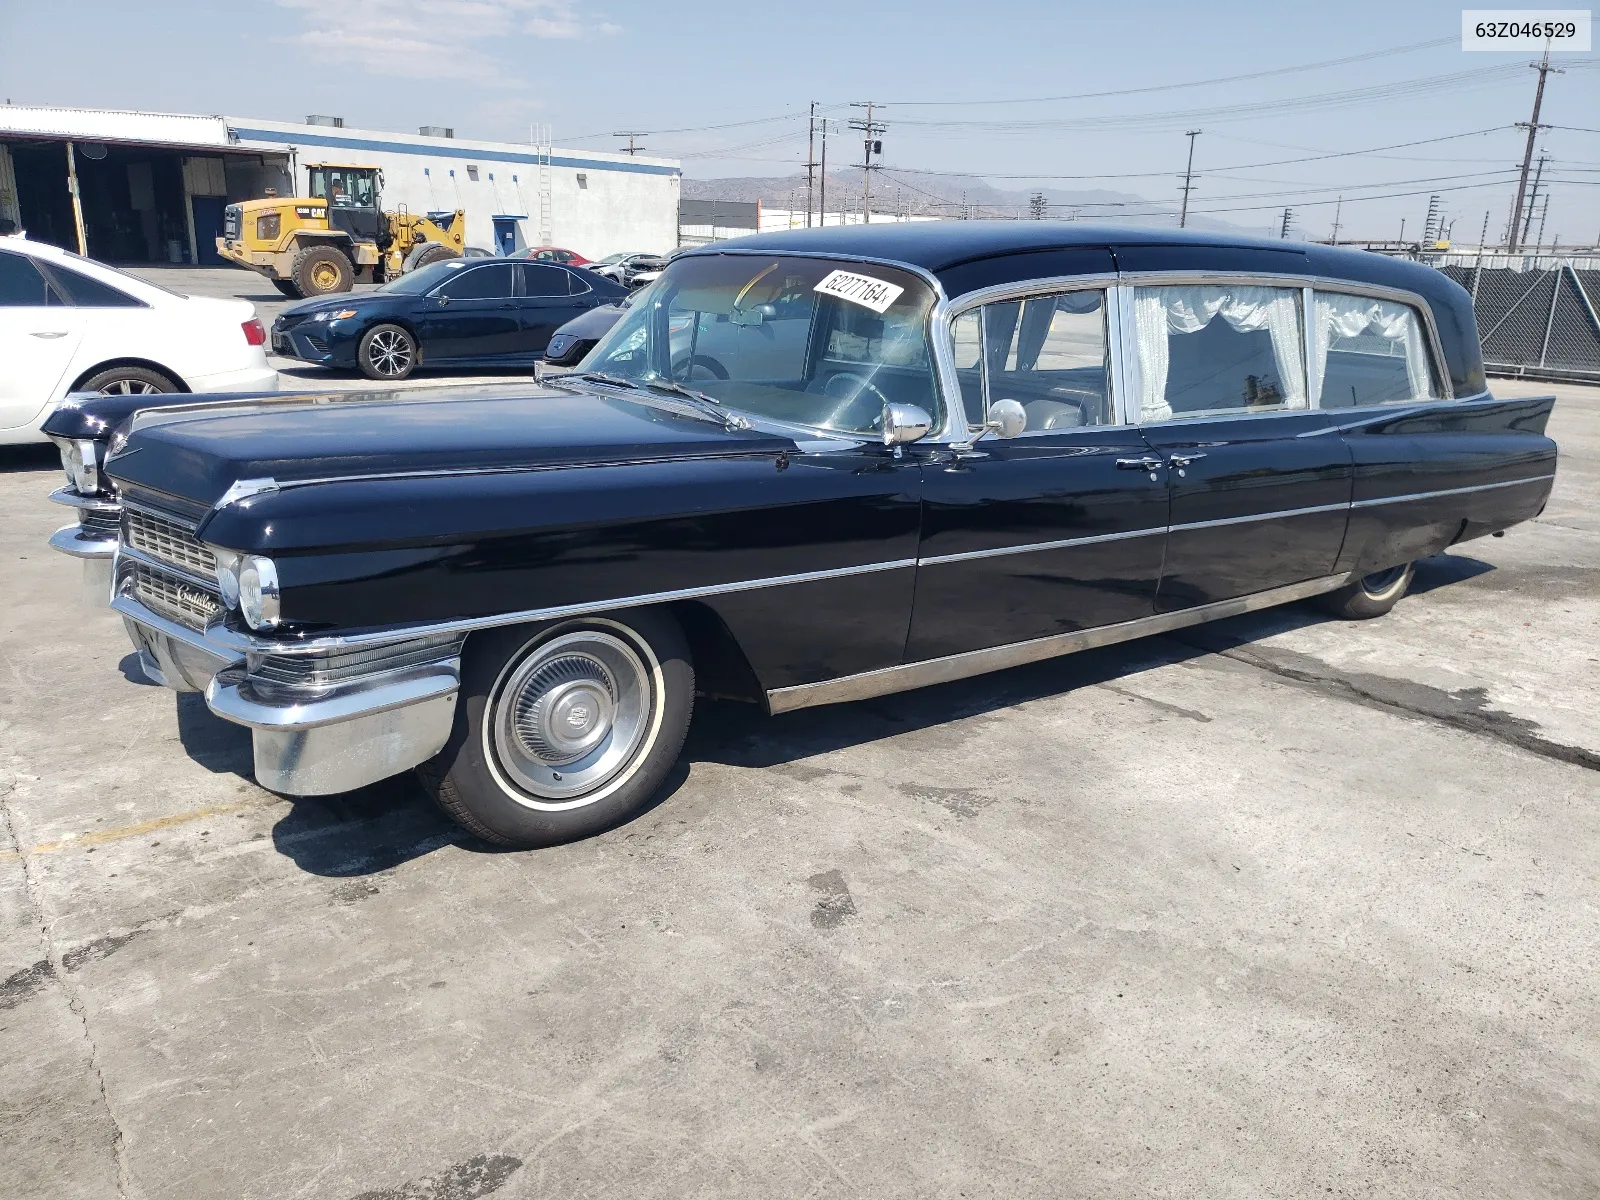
245 557 921 657
48 487 119 513
918 525 1164 567
1350 474 1555 509
48 524 117 560
1170 501 1350 532
766 572 1355 714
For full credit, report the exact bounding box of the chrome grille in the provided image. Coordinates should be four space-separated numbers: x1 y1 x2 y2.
81 508 120 537
124 508 215 577
131 563 223 631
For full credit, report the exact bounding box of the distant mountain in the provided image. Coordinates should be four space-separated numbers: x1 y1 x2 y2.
681 170 1274 237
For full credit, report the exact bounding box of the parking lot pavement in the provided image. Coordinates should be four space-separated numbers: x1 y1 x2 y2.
1 380 1595 1199
125 265 539 393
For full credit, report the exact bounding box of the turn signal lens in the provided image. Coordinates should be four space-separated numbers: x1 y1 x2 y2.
241 318 266 346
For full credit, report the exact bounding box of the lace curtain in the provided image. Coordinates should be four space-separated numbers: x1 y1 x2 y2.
1312 292 1432 402
1132 286 1307 422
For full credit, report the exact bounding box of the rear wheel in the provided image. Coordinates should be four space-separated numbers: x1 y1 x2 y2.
404 242 456 273
290 246 353 297
79 366 179 395
1319 562 1416 619
416 612 694 849
356 323 417 380
272 279 302 298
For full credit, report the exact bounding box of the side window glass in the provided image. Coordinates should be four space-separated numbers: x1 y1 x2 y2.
49 264 143 307
1132 285 1306 422
950 309 983 427
438 263 516 300
0 252 61 306
1313 292 1439 407
517 264 568 297
981 290 1111 431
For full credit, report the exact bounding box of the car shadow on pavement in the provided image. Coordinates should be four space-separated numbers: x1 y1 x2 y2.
190 551 1494 875
0 445 58 473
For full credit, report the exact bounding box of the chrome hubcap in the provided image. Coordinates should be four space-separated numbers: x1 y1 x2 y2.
489 629 657 808
368 329 412 375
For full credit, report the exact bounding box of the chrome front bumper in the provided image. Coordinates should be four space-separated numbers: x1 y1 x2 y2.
48 488 118 604
114 591 460 796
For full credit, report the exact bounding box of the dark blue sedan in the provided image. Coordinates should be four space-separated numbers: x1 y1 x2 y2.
270 258 628 380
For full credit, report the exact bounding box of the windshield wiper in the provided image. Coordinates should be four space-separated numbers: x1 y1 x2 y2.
575 371 643 390
641 379 750 430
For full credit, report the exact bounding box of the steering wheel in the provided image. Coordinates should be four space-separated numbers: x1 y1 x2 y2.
808 371 892 433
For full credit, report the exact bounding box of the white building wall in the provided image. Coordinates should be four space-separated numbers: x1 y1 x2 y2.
227 119 679 259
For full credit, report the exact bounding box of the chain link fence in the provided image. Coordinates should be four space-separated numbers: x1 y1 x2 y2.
1437 256 1600 382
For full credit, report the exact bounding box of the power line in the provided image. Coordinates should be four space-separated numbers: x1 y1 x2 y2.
881 36 1457 106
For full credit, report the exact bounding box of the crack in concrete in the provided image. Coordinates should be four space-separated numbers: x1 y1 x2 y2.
1170 630 1600 774
0 785 140 1199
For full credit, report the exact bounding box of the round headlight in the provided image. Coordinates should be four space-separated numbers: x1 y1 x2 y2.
211 548 242 609
55 438 99 493
238 555 280 631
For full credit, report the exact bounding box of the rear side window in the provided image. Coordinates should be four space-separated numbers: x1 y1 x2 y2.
1313 292 1439 407
46 263 145 307
517 263 570 297
1132 285 1307 421
438 263 516 300
0 251 65 306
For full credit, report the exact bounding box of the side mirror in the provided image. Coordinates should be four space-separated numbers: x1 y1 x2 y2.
988 398 1026 439
882 402 933 449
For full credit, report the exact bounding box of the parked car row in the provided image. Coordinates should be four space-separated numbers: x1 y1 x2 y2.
42 222 1557 852
0 235 277 445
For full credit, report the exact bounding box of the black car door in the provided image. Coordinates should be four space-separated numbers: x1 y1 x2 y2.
514 264 590 358
1126 282 1351 611
906 289 1170 661
412 262 521 362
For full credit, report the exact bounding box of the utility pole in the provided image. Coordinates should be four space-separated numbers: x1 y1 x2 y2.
849 102 885 224
1423 193 1442 244
1507 50 1562 251
818 119 828 227
1520 150 1550 249
1177 129 1201 228
1534 192 1551 255
1399 217 1407 246
614 132 646 156
1279 207 1294 239
805 103 817 228
1330 195 1343 245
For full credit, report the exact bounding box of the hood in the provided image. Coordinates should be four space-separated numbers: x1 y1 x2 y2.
105 385 797 508
278 292 384 319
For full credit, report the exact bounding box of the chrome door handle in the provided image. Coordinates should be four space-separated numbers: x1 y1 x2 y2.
1169 452 1207 467
1116 456 1164 471
30 330 70 339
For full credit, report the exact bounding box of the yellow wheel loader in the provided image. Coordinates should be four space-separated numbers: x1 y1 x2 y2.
216 164 465 299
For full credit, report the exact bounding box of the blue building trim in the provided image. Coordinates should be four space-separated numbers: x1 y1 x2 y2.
228 126 680 177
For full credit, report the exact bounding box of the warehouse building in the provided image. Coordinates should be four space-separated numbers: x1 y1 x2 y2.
0 105 680 266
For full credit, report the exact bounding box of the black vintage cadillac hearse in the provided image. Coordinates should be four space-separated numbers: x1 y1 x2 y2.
45 224 1557 848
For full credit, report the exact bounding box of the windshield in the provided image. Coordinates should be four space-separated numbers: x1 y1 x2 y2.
595 253 629 265
583 254 940 437
374 259 468 295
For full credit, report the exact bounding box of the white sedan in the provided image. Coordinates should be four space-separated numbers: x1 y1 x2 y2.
0 236 278 446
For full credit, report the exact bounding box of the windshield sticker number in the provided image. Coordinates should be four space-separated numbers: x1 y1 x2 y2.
813 270 905 314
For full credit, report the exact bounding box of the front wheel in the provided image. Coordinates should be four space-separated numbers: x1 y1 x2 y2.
1318 562 1416 619
417 612 694 848
80 365 179 395
356 322 417 380
272 279 302 298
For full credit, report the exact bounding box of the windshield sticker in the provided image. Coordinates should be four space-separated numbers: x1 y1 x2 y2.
813 269 905 314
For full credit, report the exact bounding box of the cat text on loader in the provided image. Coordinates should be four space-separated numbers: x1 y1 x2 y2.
216 164 465 298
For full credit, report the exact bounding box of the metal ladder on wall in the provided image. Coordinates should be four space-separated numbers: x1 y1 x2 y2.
533 123 553 247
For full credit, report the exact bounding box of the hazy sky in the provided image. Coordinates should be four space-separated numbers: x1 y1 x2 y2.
2 0 1595 239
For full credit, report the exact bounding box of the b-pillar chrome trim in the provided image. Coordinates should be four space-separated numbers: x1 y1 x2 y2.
764 572 1356 714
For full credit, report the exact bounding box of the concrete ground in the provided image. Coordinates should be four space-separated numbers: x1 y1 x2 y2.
1 378 1596 1200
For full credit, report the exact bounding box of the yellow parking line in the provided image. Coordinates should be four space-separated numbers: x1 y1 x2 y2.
0 796 285 862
